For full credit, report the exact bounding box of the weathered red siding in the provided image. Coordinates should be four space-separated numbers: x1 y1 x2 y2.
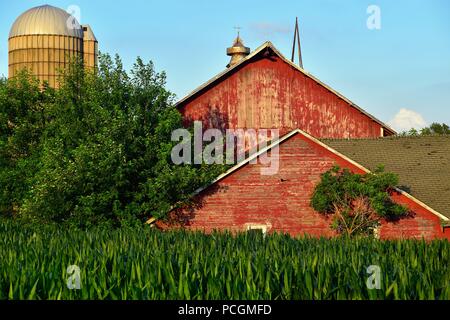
179 53 389 138
169 133 448 239
380 192 450 240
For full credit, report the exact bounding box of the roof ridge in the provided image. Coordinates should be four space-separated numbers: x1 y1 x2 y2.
322 134 450 142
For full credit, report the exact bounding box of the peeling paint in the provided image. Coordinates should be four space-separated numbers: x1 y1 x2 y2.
179 55 389 139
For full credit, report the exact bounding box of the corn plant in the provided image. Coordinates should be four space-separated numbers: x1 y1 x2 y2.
0 219 449 300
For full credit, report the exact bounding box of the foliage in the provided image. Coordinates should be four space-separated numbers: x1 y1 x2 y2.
310 166 408 237
0 218 449 300
0 55 225 228
399 123 450 136
0 72 54 217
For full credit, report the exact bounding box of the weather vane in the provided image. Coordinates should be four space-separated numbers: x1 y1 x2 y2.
233 26 242 37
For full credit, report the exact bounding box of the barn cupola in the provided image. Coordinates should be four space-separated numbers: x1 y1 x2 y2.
226 32 250 68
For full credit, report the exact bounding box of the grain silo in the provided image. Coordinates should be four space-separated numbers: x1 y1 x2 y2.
8 4 98 88
82 25 98 71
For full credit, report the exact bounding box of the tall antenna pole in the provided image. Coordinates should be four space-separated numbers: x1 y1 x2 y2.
291 17 303 69
296 18 303 69
291 18 297 63
291 18 297 62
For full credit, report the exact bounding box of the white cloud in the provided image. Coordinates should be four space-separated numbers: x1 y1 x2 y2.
388 108 427 132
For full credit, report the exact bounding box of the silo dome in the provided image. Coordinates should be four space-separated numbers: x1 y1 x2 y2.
8 4 97 88
9 5 83 38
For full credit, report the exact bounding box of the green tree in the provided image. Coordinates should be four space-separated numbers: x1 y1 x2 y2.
420 123 450 135
0 70 55 217
0 54 225 228
398 123 450 136
310 166 408 237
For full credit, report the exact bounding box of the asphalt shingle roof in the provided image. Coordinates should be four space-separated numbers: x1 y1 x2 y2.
323 135 450 219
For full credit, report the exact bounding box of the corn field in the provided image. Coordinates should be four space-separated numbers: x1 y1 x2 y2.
0 219 449 300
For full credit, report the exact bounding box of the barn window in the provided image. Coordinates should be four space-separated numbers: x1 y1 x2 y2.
246 224 268 237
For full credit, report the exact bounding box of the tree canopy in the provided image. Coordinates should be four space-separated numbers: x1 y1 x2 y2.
0 55 225 228
399 123 450 136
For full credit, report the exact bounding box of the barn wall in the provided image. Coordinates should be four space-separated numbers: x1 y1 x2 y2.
379 193 450 240
173 134 339 237
169 133 447 239
179 55 387 139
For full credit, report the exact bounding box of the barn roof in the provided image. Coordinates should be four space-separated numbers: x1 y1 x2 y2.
170 129 449 224
323 135 450 220
175 41 396 135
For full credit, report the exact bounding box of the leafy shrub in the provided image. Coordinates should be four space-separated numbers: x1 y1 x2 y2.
310 166 408 237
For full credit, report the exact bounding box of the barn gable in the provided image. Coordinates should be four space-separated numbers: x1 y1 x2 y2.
176 42 395 138
162 129 449 240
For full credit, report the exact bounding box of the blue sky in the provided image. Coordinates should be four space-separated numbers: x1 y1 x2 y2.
0 0 449 131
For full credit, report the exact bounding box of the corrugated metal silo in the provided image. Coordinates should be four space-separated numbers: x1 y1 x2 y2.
82 25 98 71
8 4 96 88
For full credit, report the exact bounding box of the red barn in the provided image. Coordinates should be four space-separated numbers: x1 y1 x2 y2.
177 41 395 139
152 37 450 239
162 130 450 240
